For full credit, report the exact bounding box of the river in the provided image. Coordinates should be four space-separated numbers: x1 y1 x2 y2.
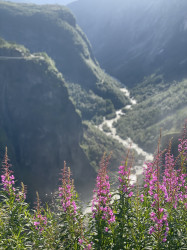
96 87 153 183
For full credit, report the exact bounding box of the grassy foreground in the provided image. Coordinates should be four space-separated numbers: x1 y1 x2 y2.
0 126 186 249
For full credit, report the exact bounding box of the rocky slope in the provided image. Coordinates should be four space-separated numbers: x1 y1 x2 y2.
69 0 187 87
0 38 96 201
0 1 130 120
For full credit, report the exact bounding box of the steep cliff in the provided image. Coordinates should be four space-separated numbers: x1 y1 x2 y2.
0 1 130 119
0 38 96 201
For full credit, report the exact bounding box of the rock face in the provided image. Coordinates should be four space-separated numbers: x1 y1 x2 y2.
0 1 129 116
0 38 96 201
69 0 187 87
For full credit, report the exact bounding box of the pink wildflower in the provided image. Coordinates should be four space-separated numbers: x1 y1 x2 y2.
33 192 47 231
59 162 78 215
78 239 83 244
91 155 115 226
118 151 134 197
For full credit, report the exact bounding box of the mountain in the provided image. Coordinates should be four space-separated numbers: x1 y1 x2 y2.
69 0 187 152
69 0 187 87
0 38 96 201
0 1 130 121
0 0 185 194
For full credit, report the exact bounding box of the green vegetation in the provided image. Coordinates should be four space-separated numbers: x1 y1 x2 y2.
0 37 29 56
116 77 187 152
131 74 167 102
81 122 134 172
67 83 116 120
102 123 111 133
0 1 76 25
0 133 186 249
0 1 130 120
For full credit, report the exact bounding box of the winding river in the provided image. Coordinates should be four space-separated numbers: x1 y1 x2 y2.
97 88 153 183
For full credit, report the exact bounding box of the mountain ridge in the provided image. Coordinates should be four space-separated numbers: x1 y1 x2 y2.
0 1 130 120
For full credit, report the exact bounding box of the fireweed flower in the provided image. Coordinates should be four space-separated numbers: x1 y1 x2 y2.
177 131 187 210
178 124 187 179
118 150 134 197
78 238 83 244
33 192 47 232
160 128 187 210
86 243 92 249
1 147 27 201
143 161 158 192
162 148 186 209
59 162 91 248
78 238 93 249
118 165 133 196
33 214 47 232
140 194 144 202
144 146 170 243
178 138 187 160
59 162 77 215
178 123 187 162
149 207 169 241
16 182 27 202
1 147 15 194
91 155 115 227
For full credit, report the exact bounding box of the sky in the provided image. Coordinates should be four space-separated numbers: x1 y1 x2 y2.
4 0 76 5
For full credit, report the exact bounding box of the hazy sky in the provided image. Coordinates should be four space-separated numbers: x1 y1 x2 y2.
4 0 76 5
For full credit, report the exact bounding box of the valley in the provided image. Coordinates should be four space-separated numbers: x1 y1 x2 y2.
97 87 153 183
69 0 187 153
0 1 186 248
0 0 186 203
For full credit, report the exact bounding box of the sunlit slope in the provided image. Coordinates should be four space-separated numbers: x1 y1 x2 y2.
115 77 187 152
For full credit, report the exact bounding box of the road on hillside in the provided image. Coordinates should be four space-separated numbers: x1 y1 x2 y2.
0 55 43 60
